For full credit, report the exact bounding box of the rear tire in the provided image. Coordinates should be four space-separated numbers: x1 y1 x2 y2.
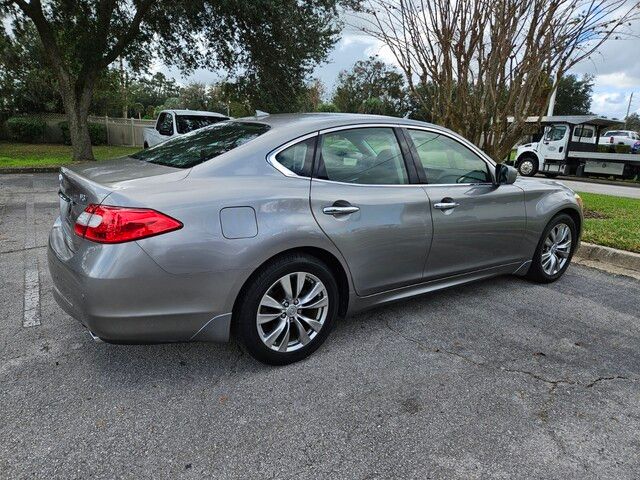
526 213 577 283
234 254 339 365
516 155 538 177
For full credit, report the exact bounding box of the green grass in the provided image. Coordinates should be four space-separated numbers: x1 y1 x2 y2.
0 142 140 168
578 192 640 253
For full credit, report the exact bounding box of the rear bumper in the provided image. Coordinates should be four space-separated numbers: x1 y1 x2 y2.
47 219 244 343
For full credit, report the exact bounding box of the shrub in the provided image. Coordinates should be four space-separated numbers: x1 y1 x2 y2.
316 102 338 113
614 144 631 154
6 116 46 142
597 144 611 153
59 121 107 146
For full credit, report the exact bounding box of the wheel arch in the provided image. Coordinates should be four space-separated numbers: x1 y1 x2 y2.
231 246 352 324
555 207 582 240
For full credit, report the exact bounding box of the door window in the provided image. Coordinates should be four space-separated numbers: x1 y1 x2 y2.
274 137 316 177
407 129 491 184
544 125 567 141
317 128 408 185
157 113 174 136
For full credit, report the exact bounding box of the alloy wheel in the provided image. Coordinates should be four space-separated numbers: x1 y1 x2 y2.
256 272 329 353
541 223 572 276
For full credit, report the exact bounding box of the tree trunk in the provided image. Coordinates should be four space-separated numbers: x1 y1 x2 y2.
59 80 96 161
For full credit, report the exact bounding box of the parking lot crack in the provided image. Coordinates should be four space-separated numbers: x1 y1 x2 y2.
586 375 629 388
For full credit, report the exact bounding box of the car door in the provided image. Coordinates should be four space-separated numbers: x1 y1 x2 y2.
309 126 432 296
152 112 175 146
403 128 526 280
538 124 568 161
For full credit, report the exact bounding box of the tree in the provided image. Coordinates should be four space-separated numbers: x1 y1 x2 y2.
625 112 640 131
554 74 594 115
332 56 407 115
1 0 344 160
356 0 639 160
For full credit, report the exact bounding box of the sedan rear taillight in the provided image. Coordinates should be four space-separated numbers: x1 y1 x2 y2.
74 204 182 243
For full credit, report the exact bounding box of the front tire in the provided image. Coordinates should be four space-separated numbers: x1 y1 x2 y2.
234 254 339 365
516 155 538 177
526 213 577 283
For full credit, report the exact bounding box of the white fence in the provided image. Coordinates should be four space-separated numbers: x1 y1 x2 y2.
1 113 155 147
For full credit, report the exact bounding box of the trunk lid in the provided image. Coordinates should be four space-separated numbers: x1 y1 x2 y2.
57 157 189 250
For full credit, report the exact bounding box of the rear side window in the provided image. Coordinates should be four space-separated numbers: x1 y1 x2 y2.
176 115 228 134
132 122 270 168
274 137 316 177
407 129 491 184
317 128 408 185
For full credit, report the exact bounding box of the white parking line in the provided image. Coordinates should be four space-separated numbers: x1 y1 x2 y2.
23 258 41 327
23 193 41 327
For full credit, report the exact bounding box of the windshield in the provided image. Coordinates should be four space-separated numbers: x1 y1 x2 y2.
132 121 270 168
176 115 228 134
605 131 627 137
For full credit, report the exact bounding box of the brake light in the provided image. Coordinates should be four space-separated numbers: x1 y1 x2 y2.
609 136 614 143
74 204 182 243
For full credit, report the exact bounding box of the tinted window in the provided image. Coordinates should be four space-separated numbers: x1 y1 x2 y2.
157 113 174 135
275 137 316 177
407 129 491 184
573 127 593 138
132 122 270 168
176 115 228 134
318 128 408 185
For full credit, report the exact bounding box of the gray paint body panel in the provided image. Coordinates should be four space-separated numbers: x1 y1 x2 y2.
47 113 582 344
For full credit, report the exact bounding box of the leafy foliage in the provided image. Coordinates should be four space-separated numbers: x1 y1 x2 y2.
554 75 594 116
332 56 407 116
6 116 46 142
59 121 107 145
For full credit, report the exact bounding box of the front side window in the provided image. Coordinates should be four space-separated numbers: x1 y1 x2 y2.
157 113 174 136
176 115 228 134
545 125 567 141
274 137 316 177
407 129 491 184
132 122 270 168
318 128 408 185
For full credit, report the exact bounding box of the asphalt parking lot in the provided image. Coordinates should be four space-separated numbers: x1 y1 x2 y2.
1 173 639 479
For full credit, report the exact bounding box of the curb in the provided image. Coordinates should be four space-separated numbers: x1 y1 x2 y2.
0 167 60 174
576 242 640 273
541 175 640 189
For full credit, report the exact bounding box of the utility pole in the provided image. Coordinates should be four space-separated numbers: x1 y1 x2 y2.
625 92 634 127
547 74 558 117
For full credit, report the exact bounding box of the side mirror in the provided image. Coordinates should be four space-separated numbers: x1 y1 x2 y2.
495 164 517 185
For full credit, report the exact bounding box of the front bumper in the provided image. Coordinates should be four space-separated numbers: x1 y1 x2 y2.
47 219 240 343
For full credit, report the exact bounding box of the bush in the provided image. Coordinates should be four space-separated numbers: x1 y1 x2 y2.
59 121 107 146
597 144 612 153
6 116 46 142
615 144 631 154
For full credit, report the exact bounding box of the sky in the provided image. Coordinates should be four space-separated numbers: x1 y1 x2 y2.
165 17 640 120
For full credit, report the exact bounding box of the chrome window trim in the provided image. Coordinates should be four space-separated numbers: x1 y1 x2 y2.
267 122 497 187
266 132 319 178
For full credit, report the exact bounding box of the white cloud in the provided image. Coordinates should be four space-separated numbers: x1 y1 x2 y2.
594 72 640 89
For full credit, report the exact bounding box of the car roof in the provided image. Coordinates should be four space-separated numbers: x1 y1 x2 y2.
166 109 228 117
232 113 441 137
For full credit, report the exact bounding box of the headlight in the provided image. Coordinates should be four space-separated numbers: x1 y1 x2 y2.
574 193 583 212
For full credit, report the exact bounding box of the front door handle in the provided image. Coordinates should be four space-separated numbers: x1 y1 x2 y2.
323 205 360 215
433 201 460 210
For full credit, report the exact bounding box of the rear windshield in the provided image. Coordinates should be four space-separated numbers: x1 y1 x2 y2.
604 131 627 137
132 121 270 168
176 115 228 134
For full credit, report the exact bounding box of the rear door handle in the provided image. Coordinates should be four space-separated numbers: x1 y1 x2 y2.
323 206 360 215
433 202 459 210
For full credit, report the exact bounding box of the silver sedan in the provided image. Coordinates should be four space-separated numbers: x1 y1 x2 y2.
48 113 582 364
